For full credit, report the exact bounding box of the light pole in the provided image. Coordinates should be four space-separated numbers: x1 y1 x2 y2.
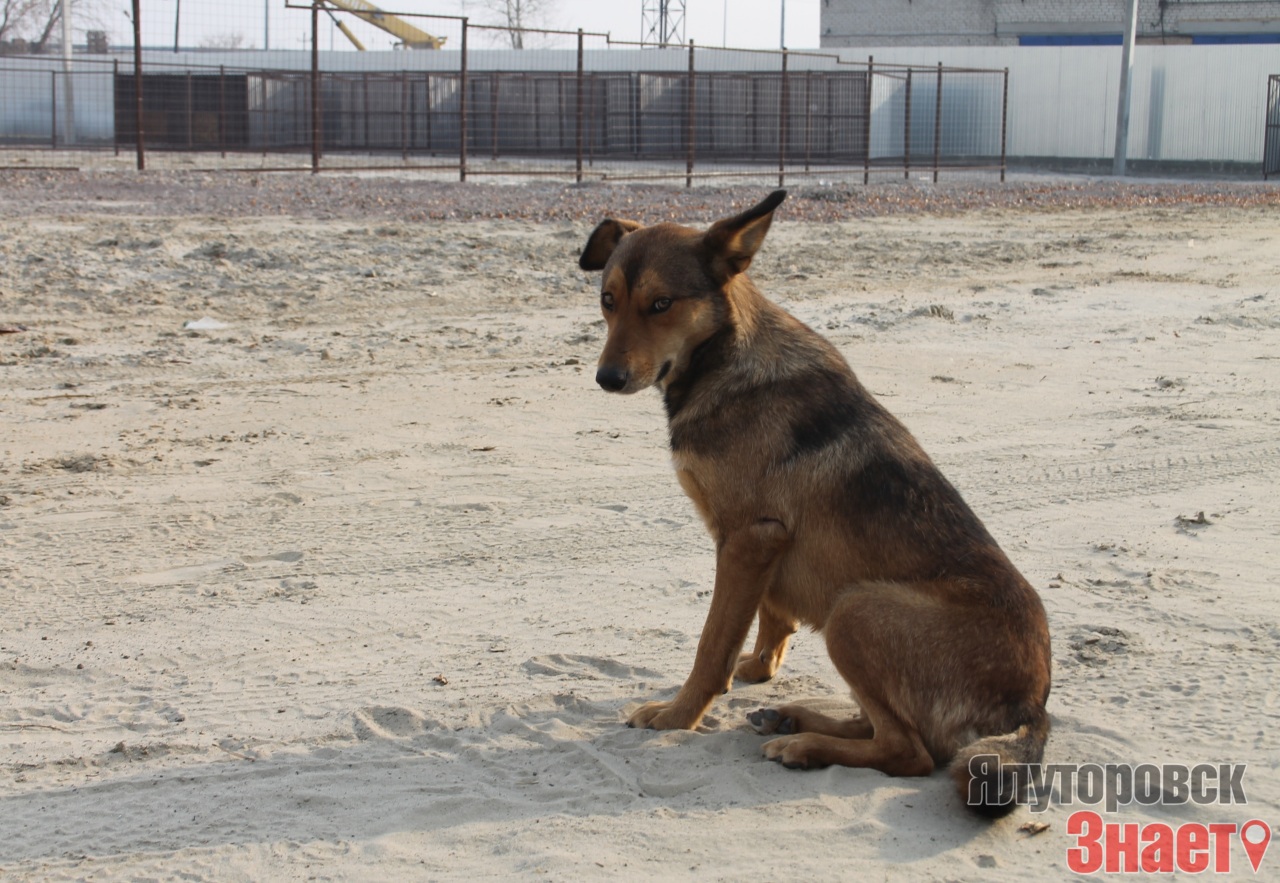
1113 0 1139 175
173 0 180 53
780 0 786 50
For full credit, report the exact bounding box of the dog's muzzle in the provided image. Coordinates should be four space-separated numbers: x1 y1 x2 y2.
595 365 628 392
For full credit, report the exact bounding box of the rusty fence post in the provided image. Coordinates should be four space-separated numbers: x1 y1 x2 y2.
1267 76 1273 181
401 71 409 160
489 74 499 159
803 69 812 173
1000 67 1009 183
576 28 585 184
362 73 371 150
685 39 695 189
425 73 434 151
219 65 227 158
411 74 420 154
590 70 600 168
778 49 788 188
933 62 942 184
862 55 873 185
311 1 321 173
459 18 469 182
132 0 145 170
113 59 120 156
903 68 912 179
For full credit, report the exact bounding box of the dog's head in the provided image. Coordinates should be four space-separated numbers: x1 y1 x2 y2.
578 190 786 394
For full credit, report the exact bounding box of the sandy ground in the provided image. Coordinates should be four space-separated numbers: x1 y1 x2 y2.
2 177 1279 880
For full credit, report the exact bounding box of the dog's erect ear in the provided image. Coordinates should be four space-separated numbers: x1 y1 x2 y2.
702 189 787 280
579 218 644 271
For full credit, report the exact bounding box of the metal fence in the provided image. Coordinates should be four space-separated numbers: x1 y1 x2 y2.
1267 75 1280 181
0 1 1009 183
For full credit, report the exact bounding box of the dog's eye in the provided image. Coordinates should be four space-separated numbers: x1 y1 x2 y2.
601 292 615 311
651 297 673 314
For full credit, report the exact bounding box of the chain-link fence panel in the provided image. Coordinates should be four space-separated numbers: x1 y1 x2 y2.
0 1 1009 181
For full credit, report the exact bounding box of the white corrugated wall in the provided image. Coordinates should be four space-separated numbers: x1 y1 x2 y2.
834 44 1277 163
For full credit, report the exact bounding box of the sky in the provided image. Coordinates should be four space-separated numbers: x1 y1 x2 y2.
101 0 822 54
455 0 820 48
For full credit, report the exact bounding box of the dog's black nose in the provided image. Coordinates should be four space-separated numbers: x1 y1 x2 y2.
596 366 628 392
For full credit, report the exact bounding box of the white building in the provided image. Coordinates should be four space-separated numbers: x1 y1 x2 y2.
820 0 1280 47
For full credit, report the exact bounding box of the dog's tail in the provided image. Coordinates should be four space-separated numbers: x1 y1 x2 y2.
949 708 1049 818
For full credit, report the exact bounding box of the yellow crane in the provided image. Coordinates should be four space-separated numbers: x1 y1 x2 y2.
319 0 447 50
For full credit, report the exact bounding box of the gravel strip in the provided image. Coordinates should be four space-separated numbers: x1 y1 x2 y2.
1 169 1277 222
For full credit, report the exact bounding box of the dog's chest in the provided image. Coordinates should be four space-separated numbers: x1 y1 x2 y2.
674 460 719 537
672 447 786 540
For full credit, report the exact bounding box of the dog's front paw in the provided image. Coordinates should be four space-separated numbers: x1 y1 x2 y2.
762 734 824 770
627 700 700 730
747 707 797 736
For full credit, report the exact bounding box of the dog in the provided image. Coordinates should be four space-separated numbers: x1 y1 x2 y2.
577 190 1051 815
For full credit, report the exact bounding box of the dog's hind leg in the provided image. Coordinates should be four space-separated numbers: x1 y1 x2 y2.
733 601 798 685
747 705 873 739
764 724 933 775
754 584 938 776
760 698 932 776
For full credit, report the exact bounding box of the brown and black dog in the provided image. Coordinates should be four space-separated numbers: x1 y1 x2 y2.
577 190 1051 815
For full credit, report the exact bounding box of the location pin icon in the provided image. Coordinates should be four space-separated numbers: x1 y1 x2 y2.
1241 820 1271 873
